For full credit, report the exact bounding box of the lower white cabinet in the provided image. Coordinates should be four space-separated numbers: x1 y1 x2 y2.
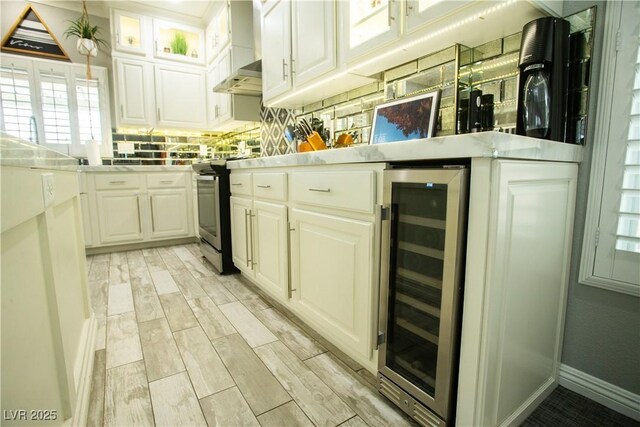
289 208 374 362
230 195 289 302
96 190 144 244
148 189 191 239
83 170 195 249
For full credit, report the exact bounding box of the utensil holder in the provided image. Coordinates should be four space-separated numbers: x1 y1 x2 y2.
306 131 327 151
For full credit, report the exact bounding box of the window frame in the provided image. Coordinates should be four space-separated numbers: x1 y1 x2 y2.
0 53 113 159
580 1 640 297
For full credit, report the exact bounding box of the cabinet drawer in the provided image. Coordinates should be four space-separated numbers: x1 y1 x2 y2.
230 173 252 196
147 173 187 188
253 172 287 201
290 170 375 213
94 174 141 190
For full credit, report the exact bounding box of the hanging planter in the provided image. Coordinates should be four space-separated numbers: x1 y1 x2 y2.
63 1 107 79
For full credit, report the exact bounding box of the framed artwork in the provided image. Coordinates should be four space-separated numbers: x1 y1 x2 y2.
1 5 70 61
370 90 441 144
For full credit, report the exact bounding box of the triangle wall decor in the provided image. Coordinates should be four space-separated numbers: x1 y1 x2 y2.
1 4 70 61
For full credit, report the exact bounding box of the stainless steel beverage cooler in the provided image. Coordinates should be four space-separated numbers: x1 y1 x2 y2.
377 167 469 427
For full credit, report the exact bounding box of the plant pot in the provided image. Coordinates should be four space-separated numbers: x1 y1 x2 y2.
77 38 98 57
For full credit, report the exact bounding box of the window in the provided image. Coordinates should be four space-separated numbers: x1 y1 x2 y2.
0 54 112 158
581 1 640 295
0 61 35 142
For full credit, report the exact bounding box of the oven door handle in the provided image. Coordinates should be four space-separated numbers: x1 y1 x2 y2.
197 175 216 181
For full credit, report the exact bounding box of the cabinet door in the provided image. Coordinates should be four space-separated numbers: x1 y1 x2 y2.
230 196 254 275
112 10 147 55
148 189 191 240
292 0 336 86
290 208 374 360
114 58 155 127
153 19 205 64
404 0 469 33
155 65 207 129
254 201 289 302
95 191 144 244
80 193 93 247
262 0 292 101
340 0 401 62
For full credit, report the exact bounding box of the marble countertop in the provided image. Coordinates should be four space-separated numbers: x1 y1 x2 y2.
79 165 194 172
228 132 583 170
0 134 78 170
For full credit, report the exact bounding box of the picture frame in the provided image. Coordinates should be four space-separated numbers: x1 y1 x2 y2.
369 90 441 144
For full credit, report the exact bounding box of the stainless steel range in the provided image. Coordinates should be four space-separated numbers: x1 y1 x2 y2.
193 160 237 274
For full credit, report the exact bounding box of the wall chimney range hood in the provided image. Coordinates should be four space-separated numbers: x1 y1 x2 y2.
213 60 262 96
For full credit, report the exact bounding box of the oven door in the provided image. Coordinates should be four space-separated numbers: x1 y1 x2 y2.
197 175 222 251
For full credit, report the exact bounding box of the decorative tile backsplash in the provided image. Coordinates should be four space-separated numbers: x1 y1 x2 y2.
260 105 296 156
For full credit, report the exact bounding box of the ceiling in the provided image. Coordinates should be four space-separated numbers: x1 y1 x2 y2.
31 0 219 22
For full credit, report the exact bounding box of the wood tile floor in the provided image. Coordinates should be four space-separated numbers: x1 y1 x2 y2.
86 243 415 427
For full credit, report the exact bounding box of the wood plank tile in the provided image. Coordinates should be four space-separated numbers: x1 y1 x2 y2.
95 316 106 351
91 253 111 263
106 312 143 369
339 416 369 427
159 292 199 332
104 360 154 427
150 270 180 295
172 245 196 261
212 334 291 415
170 268 208 300
148 372 207 426
108 252 130 285
138 317 185 382
187 296 236 340
130 275 165 323
218 301 277 348
257 401 314 427
200 387 260 427
305 353 412 427
254 341 355 426
141 248 157 257
221 277 271 312
357 368 378 389
255 308 326 360
197 276 238 305
87 349 106 427
126 249 145 264
157 246 187 270
181 256 216 278
174 326 235 399
143 248 167 272
107 282 135 316
185 243 202 259
88 260 109 313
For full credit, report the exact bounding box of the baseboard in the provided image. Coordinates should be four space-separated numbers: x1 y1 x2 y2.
85 236 198 255
499 377 557 427
559 364 640 421
71 314 98 427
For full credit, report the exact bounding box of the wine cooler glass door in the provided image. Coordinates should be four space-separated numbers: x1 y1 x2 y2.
378 168 468 421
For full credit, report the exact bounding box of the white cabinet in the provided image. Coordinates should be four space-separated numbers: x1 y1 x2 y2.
289 208 374 362
206 2 231 64
263 0 337 102
96 190 144 244
230 195 254 275
111 9 148 56
153 19 205 64
254 201 289 302
404 0 469 33
84 170 195 249
114 58 155 127
262 0 292 101
155 64 207 129
148 189 191 240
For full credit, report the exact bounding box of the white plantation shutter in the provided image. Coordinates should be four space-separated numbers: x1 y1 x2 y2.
0 64 35 142
582 1 640 295
76 78 102 144
39 69 72 145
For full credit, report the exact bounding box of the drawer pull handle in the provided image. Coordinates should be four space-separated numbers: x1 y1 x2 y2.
308 187 331 193
160 180 173 183
257 185 271 189
231 183 243 186
109 180 126 184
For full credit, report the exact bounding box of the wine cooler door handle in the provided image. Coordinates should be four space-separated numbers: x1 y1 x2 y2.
375 204 391 351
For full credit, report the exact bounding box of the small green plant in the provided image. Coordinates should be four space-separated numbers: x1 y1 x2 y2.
63 16 108 49
170 32 188 55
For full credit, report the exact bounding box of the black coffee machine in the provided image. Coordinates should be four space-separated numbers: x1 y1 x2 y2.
516 16 569 142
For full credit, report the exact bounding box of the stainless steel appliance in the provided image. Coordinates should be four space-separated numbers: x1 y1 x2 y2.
193 161 237 274
378 167 469 427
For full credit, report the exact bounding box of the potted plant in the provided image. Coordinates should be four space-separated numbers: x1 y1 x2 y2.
170 31 188 56
63 1 107 78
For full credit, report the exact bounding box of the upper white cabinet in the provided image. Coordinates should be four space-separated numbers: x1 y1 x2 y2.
112 10 148 56
114 58 155 126
262 0 293 101
153 19 205 65
206 2 231 64
155 64 207 129
404 0 470 33
340 0 401 61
